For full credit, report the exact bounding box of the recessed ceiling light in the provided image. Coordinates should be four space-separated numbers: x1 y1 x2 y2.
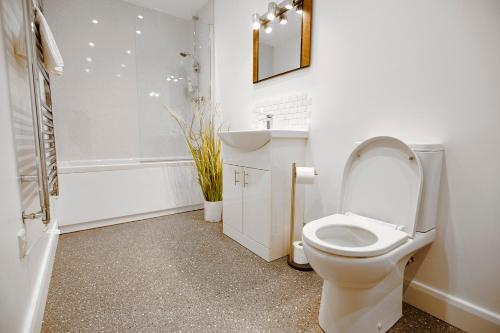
120 64 126 68
135 30 142 35
91 19 98 24
86 57 92 62
137 15 144 19
126 50 131 54
89 42 95 47
84 68 90 73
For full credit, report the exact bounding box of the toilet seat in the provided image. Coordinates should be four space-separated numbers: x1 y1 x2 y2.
302 213 408 257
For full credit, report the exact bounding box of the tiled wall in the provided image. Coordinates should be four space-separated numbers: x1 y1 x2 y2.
253 93 312 130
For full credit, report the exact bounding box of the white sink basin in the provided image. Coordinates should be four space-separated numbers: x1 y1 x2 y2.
219 129 308 152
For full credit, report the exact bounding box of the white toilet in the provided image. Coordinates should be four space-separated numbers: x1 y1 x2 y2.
302 136 444 333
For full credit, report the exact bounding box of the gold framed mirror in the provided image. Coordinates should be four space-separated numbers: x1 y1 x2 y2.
253 0 312 83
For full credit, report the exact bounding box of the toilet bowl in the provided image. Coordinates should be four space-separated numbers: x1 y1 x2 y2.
302 136 443 333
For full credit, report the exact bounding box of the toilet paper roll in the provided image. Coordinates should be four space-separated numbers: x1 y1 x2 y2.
293 241 309 264
296 167 316 184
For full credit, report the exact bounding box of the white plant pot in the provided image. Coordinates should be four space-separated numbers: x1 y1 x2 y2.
204 200 222 222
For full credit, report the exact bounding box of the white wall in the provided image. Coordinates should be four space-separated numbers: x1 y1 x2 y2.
0 1 58 332
215 0 500 331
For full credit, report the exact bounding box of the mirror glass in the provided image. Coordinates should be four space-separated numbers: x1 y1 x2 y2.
258 10 303 81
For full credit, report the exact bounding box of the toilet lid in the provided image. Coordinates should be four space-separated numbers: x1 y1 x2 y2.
339 136 423 237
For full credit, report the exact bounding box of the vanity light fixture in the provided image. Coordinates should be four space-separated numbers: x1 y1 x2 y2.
279 14 288 24
252 13 261 30
267 2 278 20
252 1 305 31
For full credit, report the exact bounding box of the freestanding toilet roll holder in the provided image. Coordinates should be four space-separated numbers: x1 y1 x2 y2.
288 162 316 271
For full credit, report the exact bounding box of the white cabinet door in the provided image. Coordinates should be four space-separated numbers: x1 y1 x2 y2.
223 164 243 232
242 167 271 247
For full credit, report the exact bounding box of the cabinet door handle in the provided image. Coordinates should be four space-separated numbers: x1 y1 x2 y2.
243 172 249 187
234 169 240 185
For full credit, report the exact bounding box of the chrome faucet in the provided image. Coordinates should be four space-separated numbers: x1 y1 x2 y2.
264 114 273 129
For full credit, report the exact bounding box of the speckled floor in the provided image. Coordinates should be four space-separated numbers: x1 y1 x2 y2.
42 210 463 333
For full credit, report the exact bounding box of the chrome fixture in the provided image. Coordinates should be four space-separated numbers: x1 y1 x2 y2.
21 0 60 224
265 114 274 129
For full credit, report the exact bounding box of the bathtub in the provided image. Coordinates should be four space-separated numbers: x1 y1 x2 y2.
55 158 203 233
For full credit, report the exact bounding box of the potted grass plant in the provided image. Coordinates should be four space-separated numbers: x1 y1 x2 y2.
170 101 223 222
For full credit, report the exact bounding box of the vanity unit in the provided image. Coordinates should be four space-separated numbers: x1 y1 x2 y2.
219 130 308 261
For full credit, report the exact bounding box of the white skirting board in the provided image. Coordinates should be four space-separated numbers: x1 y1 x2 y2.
404 279 500 333
59 205 203 234
22 226 59 333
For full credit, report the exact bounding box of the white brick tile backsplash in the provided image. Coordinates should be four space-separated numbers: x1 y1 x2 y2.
252 93 311 130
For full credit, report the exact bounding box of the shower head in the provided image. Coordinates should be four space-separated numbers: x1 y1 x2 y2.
179 52 192 58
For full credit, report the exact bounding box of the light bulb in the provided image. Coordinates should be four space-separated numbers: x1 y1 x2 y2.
279 14 288 25
126 50 131 54
135 30 142 35
91 19 98 24
86 57 92 62
137 15 144 19
252 13 261 30
267 2 277 20
89 42 95 47
296 5 303 14
285 1 293 10
265 25 272 34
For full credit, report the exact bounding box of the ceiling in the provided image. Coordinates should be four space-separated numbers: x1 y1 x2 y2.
122 0 209 19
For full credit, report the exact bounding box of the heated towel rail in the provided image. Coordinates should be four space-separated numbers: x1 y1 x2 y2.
21 0 59 224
